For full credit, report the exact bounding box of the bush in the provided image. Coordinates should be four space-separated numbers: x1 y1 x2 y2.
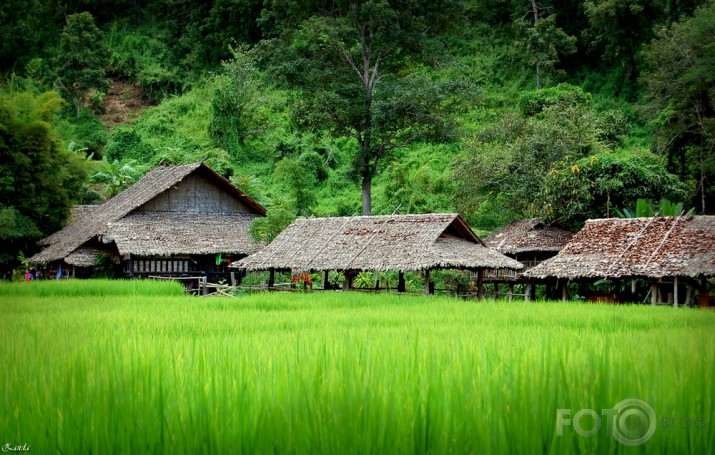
518 83 591 116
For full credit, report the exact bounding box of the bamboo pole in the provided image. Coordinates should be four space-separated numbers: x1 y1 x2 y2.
674 276 679 308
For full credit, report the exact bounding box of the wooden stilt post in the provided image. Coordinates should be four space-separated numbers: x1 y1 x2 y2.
342 271 350 291
685 284 692 307
525 283 531 302
494 282 499 300
397 271 406 293
651 283 658 306
477 269 484 300
268 268 275 288
674 276 679 308
631 279 637 294
561 280 569 301
508 283 514 302
323 270 330 290
424 269 431 295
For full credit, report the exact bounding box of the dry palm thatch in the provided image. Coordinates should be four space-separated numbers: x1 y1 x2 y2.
106 211 259 256
68 205 98 224
235 214 523 272
525 216 715 280
484 218 573 255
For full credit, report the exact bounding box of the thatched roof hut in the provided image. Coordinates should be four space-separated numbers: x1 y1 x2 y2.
30 162 265 271
473 219 573 289
235 213 522 273
484 218 573 255
525 216 715 280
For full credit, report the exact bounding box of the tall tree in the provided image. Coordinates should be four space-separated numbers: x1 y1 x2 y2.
261 0 469 215
641 2 715 213
0 90 88 266
54 12 111 116
514 1 576 89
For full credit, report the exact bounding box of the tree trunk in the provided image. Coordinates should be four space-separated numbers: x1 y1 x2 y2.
531 0 542 90
362 174 372 216
701 147 707 213
535 62 542 90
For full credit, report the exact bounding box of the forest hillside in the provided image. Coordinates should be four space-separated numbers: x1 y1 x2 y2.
1 0 713 267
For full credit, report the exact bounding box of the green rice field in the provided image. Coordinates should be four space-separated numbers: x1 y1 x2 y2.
1 280 713 454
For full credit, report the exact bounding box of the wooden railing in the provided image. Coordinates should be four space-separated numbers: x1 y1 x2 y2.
472 260 545 281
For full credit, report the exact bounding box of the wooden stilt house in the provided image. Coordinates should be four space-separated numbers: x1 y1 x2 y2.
524 216 715 305
475 219 573 299
30 162 265 281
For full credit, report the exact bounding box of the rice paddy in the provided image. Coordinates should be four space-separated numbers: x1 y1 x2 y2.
1 280 713 454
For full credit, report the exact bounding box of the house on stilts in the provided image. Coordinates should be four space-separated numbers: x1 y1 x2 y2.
524 216 715 306
234 213 522 297
30 162 265 283
475 218 573 299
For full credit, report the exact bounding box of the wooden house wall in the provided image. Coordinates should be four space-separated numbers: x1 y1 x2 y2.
138 174 251 214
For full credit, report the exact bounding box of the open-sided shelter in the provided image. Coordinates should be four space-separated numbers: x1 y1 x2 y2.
234 213 522 296
524 216 715 305
30 162 265 281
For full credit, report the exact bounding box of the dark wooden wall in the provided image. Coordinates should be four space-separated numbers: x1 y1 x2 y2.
138 174 252 214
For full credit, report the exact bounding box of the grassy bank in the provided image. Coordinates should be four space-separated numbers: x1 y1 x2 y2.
1 282 713 453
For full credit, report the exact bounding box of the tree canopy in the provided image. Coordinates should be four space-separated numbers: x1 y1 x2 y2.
0 90 89 265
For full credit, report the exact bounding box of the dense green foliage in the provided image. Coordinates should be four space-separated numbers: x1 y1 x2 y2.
0 89 89 265
1 0 714 268
1 284 714 453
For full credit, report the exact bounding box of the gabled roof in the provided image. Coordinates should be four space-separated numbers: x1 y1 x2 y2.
235 213 523 272
31 162 265 264
68 205 98 225
525 216 715 280
484 218 573 254
106 211 260 256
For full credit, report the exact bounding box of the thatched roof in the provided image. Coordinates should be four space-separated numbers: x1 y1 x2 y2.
68 205 97 225
235 213 523 272
484 218 573 254
525 216 715 280
64 246 119 267
31 162 265 264
106 211 259 256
